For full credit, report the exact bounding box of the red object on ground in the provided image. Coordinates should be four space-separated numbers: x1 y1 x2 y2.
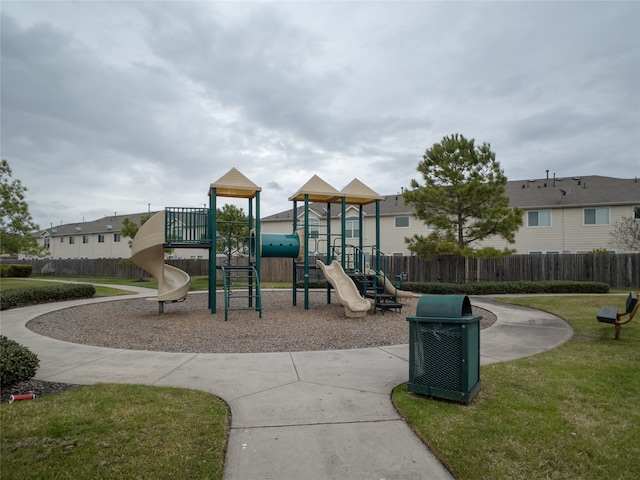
10 394 36 403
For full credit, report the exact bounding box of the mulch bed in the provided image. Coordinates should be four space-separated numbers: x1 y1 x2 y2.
4 291 496 403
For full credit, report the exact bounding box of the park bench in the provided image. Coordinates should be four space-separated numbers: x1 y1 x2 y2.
597 291 639 340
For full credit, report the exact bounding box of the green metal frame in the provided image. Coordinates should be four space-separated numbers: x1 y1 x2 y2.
166 180 384 316
208 188 261 316
221 265 262 321
406 295 482 404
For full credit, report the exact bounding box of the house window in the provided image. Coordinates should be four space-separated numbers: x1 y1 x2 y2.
98 234 105 243
69 236 75 245
392 252 404 257
60 237 64 243
528 210 551 227
395 216 410 228
634 206 640 220
308 218 319 238
345 216 359 238
44 236 50 247
82 236 89 244
584 207 609 225
114 233 121 242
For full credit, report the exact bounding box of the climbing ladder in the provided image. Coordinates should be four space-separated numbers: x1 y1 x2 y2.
341 244 403 314
220 265 262 321
348 270 403 314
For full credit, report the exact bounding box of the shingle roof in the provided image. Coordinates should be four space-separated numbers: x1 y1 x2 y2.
263 194 411 221
35 211 161 237
506 175 640 208
35 176 640 233
263 175 640 221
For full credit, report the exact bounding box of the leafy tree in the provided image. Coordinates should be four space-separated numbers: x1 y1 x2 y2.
121 214 152 248
216 204 250 256
402 134 523 259
609 215 640 252
0 160 47 257
121 213 152 281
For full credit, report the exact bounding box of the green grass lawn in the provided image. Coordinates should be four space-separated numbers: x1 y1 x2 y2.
1 278 135 297
0 384 229 479
28 275 290 292
29 275 163 290
393 294 640 480
3 280 637 478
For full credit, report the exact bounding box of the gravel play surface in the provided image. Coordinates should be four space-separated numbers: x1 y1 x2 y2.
26 291 495 354
3 291 495 403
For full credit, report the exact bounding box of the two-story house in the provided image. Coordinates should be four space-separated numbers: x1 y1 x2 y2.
261 175 640 255
30 175 639 260
32 211 208 260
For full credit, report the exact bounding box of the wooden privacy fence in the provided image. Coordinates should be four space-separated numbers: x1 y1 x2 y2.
7 253 640 288
380 254 640 288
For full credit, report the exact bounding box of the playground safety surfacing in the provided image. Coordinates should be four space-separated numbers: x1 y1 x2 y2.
26 291 496 354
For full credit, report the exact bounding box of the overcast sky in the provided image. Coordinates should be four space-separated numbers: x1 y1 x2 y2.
2 1 638 229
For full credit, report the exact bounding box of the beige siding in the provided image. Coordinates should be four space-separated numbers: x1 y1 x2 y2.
480 204 637 253
265 203 638 256
33 232 210 260
40 233 131 259
29 181 638 261
263 212 420 256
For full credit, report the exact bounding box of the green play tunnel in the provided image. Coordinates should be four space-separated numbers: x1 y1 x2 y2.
251 231 302 259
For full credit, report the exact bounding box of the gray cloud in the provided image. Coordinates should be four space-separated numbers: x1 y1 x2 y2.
1 1 638 229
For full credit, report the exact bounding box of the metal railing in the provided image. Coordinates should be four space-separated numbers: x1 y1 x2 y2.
164 207 210 245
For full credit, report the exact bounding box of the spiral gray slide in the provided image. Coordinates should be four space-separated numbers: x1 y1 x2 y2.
131 211 190 302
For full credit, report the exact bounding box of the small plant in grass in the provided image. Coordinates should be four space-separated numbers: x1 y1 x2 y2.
0 336 40 387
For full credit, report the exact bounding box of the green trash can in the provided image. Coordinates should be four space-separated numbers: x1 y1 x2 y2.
406 295 481 404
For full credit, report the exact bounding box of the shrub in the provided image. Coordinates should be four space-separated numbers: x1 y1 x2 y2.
0 284 96 310
401 280 609 295
297 279 328 289
0 336 40 387
0 264 33 278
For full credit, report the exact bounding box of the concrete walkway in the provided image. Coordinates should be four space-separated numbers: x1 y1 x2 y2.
1 288 572 480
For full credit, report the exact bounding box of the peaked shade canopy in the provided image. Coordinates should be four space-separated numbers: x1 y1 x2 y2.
288 174 342 203
340 178 384 205
209 167 261 198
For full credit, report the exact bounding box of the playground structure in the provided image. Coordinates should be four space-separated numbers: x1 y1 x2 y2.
131 168 411 318
315 260 371 317
131 210 190 313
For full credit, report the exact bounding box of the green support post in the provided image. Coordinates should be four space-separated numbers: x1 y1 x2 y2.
209 189 217 314
326 202 331 304
375 199 381 271
359 205 364 270
255 191 261 310
304 194 309 310
341 198 346 269
248 197 254 307
292 200 297 306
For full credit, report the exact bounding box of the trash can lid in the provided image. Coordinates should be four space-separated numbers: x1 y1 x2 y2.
415 294 474 318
